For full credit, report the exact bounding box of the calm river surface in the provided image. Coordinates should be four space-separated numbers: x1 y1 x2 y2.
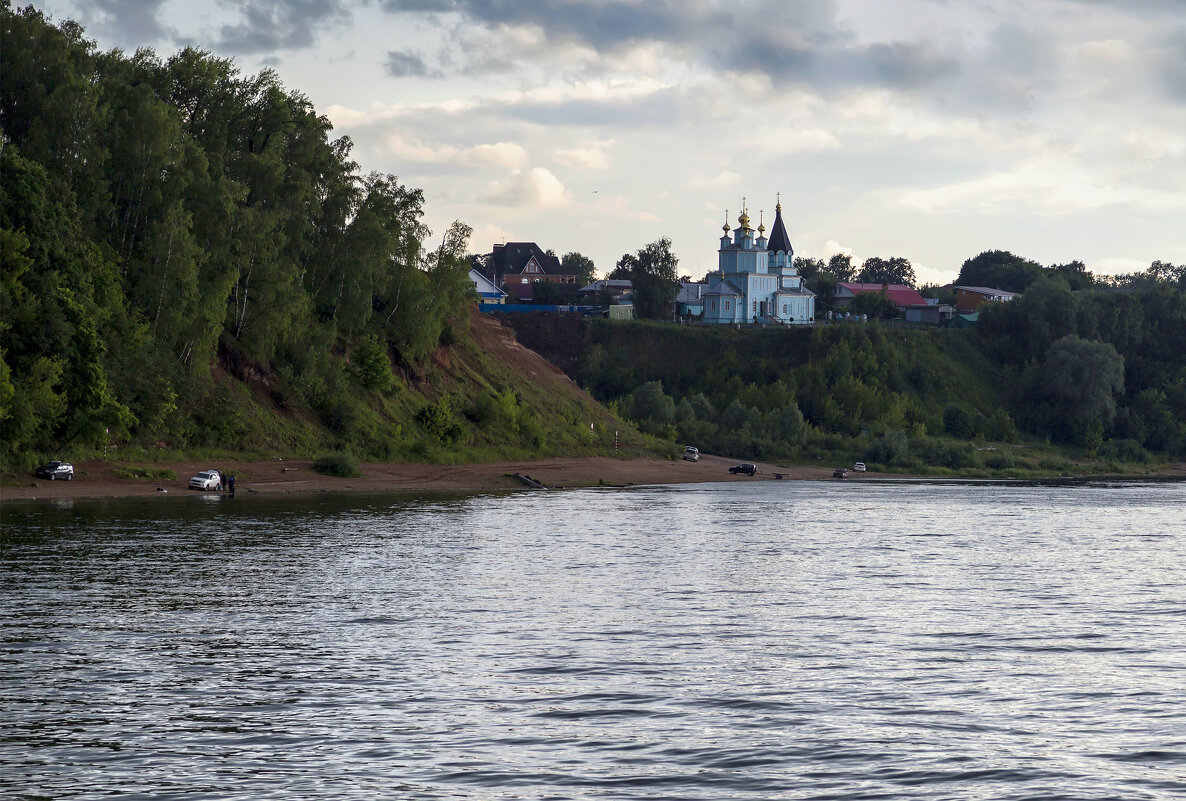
2 480 1185 800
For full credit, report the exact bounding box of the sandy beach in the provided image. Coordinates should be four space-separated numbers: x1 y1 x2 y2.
7 454 1182 504
1 453 845 502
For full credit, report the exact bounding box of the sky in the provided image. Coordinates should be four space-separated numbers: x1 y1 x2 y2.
32 0 1186 284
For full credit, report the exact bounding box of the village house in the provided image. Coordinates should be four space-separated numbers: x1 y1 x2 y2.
833 282 928 311
904 300 956 325
481 242 580 302
952 285 1016 313
468 269 507 304
675 281 707 317
702 198 815 325
577 278 633 304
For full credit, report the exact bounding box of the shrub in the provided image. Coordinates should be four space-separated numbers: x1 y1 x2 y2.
865 430 909 465
312 452 361 477
418 396 464 444
1037 456 1072 472
913 437 976 469
351 335 394 392
942 404 976 438
113 466 177 481
1098 438 1150 464
982 451 1015 470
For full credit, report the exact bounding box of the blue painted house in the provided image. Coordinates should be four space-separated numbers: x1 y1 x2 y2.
702 199 815 325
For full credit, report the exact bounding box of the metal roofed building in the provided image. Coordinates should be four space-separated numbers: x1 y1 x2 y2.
952 285 1017 313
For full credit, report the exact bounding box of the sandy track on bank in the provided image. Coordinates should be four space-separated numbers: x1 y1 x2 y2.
2 454 842 502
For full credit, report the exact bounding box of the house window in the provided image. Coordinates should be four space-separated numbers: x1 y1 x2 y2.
725 301 731 311
753 300 757 314
782 303 787 314
710 300 717 311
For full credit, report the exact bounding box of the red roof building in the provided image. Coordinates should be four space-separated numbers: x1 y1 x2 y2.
834 282 927 309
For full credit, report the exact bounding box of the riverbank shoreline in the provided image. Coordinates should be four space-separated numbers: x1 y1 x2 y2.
1 453 831 502
3 454 1182 503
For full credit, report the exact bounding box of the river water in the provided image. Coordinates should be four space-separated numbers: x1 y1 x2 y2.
2 480 1184 799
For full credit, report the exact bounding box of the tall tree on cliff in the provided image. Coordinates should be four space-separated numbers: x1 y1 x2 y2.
613 238 680 319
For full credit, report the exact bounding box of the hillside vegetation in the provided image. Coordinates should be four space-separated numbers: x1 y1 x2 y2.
0 5 656 473
503 267 1186 476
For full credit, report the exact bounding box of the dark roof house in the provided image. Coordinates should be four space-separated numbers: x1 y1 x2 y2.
484 242 578 302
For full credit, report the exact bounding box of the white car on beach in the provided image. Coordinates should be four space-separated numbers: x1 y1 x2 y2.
188 470 221 491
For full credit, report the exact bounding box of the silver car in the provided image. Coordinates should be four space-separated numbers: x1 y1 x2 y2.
188 470 221 491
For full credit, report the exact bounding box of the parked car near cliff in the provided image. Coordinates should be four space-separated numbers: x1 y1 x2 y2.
35 461 73 480
729 463 757 476
683 446 700 462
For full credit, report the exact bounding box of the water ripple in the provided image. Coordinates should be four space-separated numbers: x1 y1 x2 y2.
2 481 1185 799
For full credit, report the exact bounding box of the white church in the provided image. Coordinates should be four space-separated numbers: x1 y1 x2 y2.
702 197 815 325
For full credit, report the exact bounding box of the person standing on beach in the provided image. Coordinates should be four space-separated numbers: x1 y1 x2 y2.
227 475 236 497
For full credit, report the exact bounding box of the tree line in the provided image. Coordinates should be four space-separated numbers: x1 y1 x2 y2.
1 4 475 465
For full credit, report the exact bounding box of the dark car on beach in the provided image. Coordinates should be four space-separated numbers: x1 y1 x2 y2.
729 463 758 476
833 467 849 479
35 461 74 480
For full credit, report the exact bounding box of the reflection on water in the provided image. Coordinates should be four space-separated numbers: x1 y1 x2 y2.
2 481 1185 799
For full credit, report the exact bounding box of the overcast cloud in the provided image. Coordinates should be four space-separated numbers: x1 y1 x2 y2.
32 0 1186 280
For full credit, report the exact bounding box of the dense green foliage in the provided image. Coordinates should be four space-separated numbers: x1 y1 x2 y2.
955 250 1097 293
609 237 679 319
978 268 1186 454
856 256 915 287
0 5 641 471
312 452 361 478
567 320 1013 467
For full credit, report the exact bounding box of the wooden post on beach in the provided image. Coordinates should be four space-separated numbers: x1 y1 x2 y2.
614 430 619 456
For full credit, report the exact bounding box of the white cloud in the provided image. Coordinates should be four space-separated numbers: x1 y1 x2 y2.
463 143 530 168
551 144 612 170
1077 39 1133 65
481 167 570 208
897 147 1186 216
688 171 741 190
914 263 957 287
593 194 660 223
383 135 528 168
823 240 854 259
470 222 515 251
744 128 842 156
1095 257 1152 276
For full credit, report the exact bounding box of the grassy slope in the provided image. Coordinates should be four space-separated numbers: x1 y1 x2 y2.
97 308 667 468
